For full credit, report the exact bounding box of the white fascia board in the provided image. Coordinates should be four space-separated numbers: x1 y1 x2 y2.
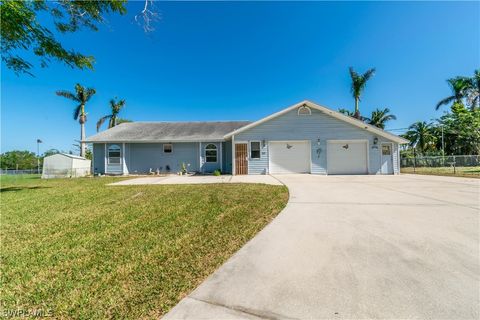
83 139 226 143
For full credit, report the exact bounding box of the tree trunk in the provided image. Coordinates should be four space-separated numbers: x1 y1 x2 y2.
354 98 360 119
79 104 86 157
80 122 86 157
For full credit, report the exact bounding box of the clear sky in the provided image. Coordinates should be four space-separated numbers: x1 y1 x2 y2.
2 1 479 154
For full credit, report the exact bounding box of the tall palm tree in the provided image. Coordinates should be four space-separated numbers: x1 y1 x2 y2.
56 84 96 157
365 108 397 129
96 98 126 132
404 121 436 154
435 76 470 110
349 67 375 119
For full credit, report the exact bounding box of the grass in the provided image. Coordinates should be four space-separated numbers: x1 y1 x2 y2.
401 166 480 178
0 175 288 318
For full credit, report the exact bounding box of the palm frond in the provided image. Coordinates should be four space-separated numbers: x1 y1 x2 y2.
96 115 111 132
348 67 359 80
56 90 79 102
436 96 455 110
84 88 96 102
362 68 376 82
73 104 82 120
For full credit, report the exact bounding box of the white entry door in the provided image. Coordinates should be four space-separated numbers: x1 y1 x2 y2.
269 141 311 174
327 140 368 175
381 143 394 174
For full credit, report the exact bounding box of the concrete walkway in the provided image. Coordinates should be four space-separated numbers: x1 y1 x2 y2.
164 174 479 319
109 175 283 186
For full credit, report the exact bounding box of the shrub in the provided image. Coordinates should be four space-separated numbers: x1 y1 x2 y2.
213 169 221 176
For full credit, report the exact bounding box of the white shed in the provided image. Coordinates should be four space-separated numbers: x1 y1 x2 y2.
42 154 91 179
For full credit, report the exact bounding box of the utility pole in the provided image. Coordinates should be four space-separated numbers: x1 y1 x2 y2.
441 126 445 159
37 139 42 174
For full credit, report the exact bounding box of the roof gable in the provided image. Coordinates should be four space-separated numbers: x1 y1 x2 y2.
224 100 408 144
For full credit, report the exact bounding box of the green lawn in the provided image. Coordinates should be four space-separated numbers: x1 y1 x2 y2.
1 175 288 318
401 166 480 178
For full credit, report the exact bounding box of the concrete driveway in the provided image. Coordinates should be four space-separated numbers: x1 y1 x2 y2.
164 174 479 319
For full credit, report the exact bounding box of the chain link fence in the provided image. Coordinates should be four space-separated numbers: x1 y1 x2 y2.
401 155 480 177
0 168 42 175
1 168 91 178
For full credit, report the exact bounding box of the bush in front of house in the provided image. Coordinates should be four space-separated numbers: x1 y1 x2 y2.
213 169 221 176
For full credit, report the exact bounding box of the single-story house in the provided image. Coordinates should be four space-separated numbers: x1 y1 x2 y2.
85 100 408 176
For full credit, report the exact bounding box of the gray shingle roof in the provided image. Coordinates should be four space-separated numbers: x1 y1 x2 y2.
84 121 251 142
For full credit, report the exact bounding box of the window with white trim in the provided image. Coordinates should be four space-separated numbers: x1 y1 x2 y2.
205 144 217 163
250 141 261 159
298 106 312 115
163 143 173 153
108 144 121 164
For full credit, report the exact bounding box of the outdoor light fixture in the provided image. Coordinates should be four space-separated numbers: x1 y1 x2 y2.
317 138 321 146
372 137 379 149
262 139 266 148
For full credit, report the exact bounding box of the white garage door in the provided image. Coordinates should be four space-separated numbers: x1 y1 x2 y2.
327 140 368 175
269 141 310 174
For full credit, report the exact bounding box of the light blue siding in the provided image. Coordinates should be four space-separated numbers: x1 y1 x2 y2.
93 142 200 174
128 143 199 174
199 142 221 173
235 108 399 175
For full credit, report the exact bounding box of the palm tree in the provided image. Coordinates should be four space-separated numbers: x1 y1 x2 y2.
349 67 375 119
435 76 470 110
96 98 126 132
365 108 397 129
56 84 96 157
465 69 479 110
404 121 436 154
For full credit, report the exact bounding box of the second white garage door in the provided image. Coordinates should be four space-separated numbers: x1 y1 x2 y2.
269 141 311 174
327 140 368 175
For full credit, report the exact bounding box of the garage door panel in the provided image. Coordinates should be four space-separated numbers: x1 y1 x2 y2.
327 140 368 175
269 141 310 174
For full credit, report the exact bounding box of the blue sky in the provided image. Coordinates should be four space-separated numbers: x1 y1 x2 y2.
2 1 479 154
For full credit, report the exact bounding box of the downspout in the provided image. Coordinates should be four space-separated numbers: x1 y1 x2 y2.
199 142 202 174
104 143 107 175
231 135 235 175
219 142 223 173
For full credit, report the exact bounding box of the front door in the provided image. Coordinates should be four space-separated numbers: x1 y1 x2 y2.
381 143 393 174
235 143 248 175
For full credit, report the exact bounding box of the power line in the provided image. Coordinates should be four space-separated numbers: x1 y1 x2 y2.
386 127 409 131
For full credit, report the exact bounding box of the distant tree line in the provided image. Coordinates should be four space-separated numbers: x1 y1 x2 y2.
0 147 92 170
